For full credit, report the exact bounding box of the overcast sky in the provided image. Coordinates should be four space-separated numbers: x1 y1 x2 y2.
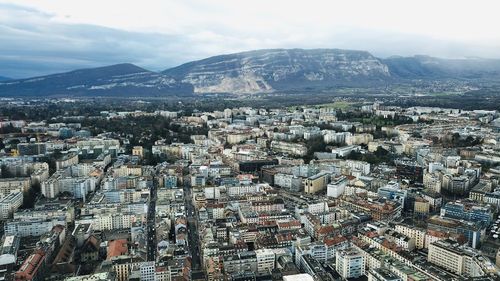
2 0 500 78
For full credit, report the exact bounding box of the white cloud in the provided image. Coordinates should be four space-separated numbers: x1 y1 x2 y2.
7 0 500 42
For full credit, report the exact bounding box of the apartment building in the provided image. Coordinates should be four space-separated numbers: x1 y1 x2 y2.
336 247 365 279
0 191 23 220
428 239 484 277
255 249 275 274
270 141 307 156
0 178 31 197
394 224 426 249
327 176 347 198
4 217 66 237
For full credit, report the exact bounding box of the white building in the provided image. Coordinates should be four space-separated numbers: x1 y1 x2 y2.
255 249 275 274
428 162 444 173
428 239 485 277
270 141 307 156
324 132 350 144
274 173 302 192
204 186 222 199
136 261 155 281
327 176 347 198
0 178 30 197
283 274 314 281
331 145 360 157
394 224 426 249
346 160 371 176
77 212 138 231
4 217 66 237
227 184 265 197
0 192 23 220
346 133 374 145
336 248 365 279
423 172 442 193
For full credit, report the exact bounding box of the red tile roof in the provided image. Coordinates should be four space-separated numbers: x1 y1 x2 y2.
106 239 128 260
15 250 46 281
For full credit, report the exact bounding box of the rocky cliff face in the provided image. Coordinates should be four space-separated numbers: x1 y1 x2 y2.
162 49 390 93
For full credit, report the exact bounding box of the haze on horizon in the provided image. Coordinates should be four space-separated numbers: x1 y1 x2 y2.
1 0 500 78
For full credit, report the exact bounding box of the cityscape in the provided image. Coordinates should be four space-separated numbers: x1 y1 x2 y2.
1 1 500 281
0 99 499 281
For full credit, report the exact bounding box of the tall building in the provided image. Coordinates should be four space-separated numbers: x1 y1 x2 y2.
274 173 303 192
335 247 365 279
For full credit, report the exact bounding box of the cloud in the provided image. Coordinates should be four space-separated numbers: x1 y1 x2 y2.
1 1 500 78
0 3 191 77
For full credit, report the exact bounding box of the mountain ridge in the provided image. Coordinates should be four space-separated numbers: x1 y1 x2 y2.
0 63 193 97
2 48 500 96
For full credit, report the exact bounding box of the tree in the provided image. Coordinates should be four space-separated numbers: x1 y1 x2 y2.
303 137 327 163
21 182 40 209
345 147 394 165
0 164 13 178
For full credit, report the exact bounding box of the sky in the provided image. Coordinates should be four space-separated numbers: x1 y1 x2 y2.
1 0 500 78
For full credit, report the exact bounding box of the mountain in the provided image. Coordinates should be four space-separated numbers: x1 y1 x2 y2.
383 55 500 79
0 63 193 97
163 49 500 94
0 76 10 81
2 48 500 97
162 49 391 94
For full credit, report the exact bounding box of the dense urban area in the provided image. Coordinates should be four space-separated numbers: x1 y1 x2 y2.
0 98 500 281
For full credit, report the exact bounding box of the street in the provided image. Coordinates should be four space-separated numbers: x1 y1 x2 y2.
183 178 204 279
146 176 158 261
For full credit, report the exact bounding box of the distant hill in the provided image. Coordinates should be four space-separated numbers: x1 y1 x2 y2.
383 55 500 79
2 49 500 97
0 63 193 97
